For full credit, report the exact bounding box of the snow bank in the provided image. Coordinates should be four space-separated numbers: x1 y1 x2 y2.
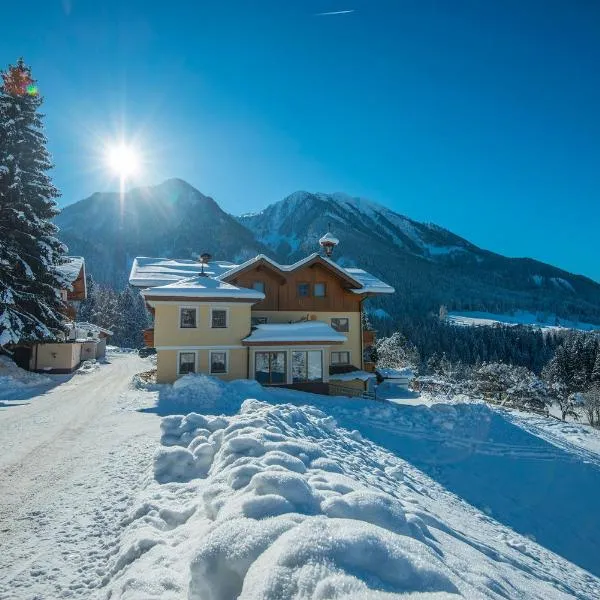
0 355 51 393
103 380 598 599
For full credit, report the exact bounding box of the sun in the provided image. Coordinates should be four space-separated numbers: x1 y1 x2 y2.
106 143 140 178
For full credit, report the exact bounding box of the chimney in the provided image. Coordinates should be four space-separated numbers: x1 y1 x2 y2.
319 231 339 258
199 252 212 276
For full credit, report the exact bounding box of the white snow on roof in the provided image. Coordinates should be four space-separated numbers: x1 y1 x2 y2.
130 254 394 295
344 268 395 294
74 321 114 336
329 370 374 382
319 232 340 246
244 321 347 344
129 257 237 288
56 256 84 284
142 274 265 300
376 367 414 379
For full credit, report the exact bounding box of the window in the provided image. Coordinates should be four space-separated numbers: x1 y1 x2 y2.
251 316 268 326
297 283 310 297
314 282 326 297
253 281 265 293
255 351 286 385
331 351 350 365
180 307 197 328
210 351 227 374
331 317 349 332
178 352 196 375
211 309 227 328
292 350 323 383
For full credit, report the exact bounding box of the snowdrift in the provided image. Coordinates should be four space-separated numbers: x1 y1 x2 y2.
0 354 51 394
103 377 599 599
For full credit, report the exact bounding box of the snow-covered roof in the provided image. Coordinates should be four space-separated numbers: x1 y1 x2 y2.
129 253 394 296
129 257 238 288
243 321 347 344
319 232 340 246
376 367 414 380
74 322 114 336
329 370 374 382
344 268 395 295
56 256 85 285
142 274 265 301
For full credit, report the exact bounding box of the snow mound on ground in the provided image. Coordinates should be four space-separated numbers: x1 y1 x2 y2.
76 359 100 374
0 354 51 390
134 373 275 415
103 392 594 599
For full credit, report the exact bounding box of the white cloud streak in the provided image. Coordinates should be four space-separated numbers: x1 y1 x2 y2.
315 10 355 16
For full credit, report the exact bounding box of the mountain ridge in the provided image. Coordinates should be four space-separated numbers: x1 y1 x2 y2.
55 179 600 326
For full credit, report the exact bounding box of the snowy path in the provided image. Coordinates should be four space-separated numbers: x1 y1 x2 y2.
0 353 159 599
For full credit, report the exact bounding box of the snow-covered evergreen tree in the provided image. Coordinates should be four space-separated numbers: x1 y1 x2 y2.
114 286 149 348
0 59 67 347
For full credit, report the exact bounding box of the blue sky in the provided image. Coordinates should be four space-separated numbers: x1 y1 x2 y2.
1 1 599 281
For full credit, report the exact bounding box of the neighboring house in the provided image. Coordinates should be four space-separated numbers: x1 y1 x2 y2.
129 235 394 391
12 257 110 373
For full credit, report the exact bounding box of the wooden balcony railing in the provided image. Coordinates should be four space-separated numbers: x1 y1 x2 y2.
143 328 155 347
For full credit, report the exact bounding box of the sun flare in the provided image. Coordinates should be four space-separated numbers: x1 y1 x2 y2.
106 143 140 178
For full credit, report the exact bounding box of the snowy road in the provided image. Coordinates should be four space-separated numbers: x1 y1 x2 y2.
0 353 159 599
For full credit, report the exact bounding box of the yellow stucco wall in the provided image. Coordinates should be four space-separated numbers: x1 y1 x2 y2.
151 303 362 383
154 303 252 347
156 348 248 383
251 310 362 369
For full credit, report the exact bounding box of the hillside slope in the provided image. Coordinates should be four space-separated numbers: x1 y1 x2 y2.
240 191 600 324
56 182 600 324
56 179 266 287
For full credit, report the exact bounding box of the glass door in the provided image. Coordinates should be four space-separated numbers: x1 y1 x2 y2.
255 351 287 385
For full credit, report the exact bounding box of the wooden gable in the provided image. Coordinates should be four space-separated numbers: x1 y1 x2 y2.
225 256 363 312
66 265 87 301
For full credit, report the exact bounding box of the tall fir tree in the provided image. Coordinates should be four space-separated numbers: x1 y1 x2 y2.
0 59 67 347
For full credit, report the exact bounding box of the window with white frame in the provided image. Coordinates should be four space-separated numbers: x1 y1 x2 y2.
178 352 196 375
314 282 326 297
331 317 349 332
331 351 350 365
210 351 227 374
180 307 197 328
211 309 227 328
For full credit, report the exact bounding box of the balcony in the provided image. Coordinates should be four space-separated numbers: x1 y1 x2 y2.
143 328 154 347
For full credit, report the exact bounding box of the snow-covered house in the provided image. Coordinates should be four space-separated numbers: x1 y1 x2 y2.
129 235 394 390
12 257 97 373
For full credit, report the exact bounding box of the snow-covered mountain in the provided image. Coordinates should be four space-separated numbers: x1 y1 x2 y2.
55 179 266 286
56 181 600 325
240 191 479 261
240 190 600 325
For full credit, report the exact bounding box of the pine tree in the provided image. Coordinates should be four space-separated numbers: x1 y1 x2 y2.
114 286 148 348
592 352 600 384
0 59 67 347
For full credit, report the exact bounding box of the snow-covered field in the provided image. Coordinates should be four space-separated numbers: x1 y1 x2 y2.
2 356 600 599
448 310 600 331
